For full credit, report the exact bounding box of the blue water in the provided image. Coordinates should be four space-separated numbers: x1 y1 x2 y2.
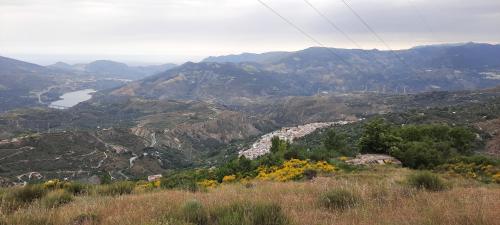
49 89 96 108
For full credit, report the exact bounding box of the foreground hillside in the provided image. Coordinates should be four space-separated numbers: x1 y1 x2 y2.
0 167 498 225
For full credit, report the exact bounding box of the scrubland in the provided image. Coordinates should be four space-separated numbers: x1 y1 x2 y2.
1 166 499 225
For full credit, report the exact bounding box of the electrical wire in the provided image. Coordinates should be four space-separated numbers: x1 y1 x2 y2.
302 0 363 49
339 0 415 71
256 0 362 73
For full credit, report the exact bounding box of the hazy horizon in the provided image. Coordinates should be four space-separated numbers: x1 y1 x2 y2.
2 0 500 65
3 41 499 66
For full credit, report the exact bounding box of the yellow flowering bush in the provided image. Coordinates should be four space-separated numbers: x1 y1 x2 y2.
198 179 218 188
153 180 161 188
314 161 336 172
134 180 161 192
493 173 500 184
222 175 237 183
338 156 350 161
257 159 336 182
43 179 63 189
440 162 499 183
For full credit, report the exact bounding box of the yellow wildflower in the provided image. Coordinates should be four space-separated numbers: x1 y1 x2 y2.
338 156 349 161
257 159 336 182
493 173 500 184
222 175 237 183
198 179 218 188
43 179 61 189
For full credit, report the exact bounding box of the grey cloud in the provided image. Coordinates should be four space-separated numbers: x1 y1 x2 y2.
0 0 499 64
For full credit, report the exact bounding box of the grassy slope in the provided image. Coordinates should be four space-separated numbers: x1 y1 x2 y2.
1 167 499 225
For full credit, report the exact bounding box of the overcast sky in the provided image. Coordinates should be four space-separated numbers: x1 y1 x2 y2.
1 0 499 65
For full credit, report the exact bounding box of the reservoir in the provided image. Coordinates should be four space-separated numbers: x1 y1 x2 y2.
49 89 96 109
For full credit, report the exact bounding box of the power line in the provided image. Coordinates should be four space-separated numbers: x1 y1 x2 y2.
302 0 363 49
406 0 440 43
339 0 414 71
256 0 358 71
340 0 393 51
302 0 391 71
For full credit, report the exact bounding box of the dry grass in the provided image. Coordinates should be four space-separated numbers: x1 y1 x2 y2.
1 167 499 225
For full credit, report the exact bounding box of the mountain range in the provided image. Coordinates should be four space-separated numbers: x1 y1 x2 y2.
0 57 176 112
1 42 500 182
112 43 500 104
48 60 177 80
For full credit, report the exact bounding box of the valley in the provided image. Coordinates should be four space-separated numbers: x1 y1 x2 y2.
0 57 176 112
0 87 499 184
1 43 500 185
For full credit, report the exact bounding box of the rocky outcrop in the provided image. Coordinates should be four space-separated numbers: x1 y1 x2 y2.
346 154 402 166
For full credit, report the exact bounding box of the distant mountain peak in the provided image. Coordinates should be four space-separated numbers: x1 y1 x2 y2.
202 51 290 64
48 61 73 70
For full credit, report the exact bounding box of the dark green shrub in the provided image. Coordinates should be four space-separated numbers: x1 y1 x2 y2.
97 181 134 196
211 202 288 225
358 118 399 154
390 142 446 169
323 130 353 156
449 155 499 166
41 190 74 208
98 172 112 185
358 121 477 169
160 174 199 192
406 171 446 191
181 200 207 225
257 153 284 167
63 182 88 195
3 184 46 205
320 189 362 210
215 157 258 182
283 149 305 160
303 169 317 180
250 202 288 225
244 182 255 189
270 136 289 154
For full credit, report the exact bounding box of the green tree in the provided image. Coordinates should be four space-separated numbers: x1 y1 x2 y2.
323 130 349 155
390 141 445 169
358 118 400 154
215 156 257 181
270 136 289 154
449 127 475 154
387 124 476 169
270 136 281 153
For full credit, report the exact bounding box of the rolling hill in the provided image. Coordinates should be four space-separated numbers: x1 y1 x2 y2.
49 60 177 80
0 56 60 111
0 56 177 112
112 43 500 104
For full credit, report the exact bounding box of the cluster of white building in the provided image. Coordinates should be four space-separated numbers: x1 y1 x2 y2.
239 120 354 159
